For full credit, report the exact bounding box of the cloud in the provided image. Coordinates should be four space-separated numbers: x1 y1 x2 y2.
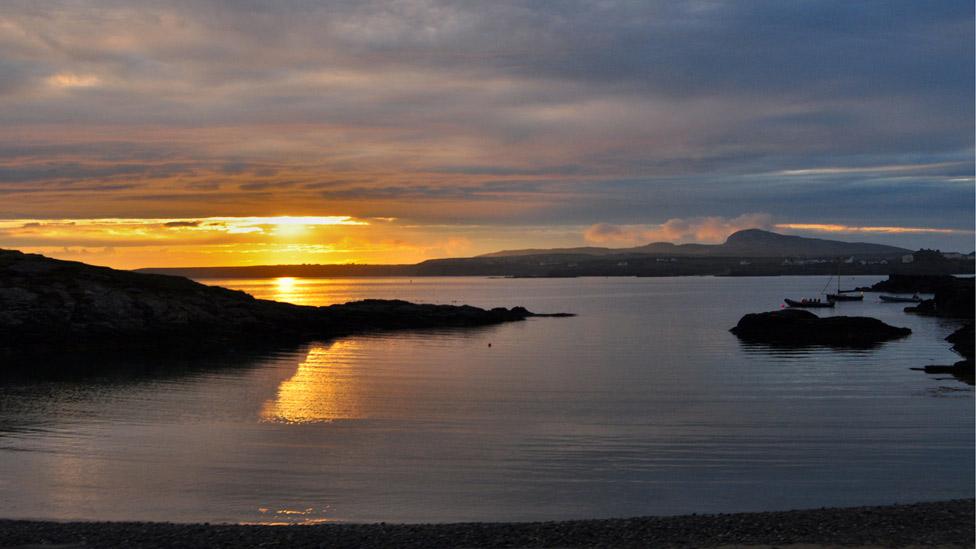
0 1 971 260
584 213 774 246
774 162 970 177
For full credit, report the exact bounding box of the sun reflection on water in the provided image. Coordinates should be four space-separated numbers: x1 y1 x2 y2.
272 276 299 302
260 342 364 423
245 506 336 525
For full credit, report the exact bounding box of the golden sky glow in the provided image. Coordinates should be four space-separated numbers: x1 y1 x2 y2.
2 214 970 269
0 215 588 268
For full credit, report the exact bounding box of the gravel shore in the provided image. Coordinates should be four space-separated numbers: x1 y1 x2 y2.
0 499 971 548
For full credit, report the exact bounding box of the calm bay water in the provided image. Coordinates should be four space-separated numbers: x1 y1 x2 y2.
0 276 972 524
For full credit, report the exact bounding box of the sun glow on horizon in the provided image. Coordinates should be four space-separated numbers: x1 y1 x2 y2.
1 213 970 270
0 214 483 268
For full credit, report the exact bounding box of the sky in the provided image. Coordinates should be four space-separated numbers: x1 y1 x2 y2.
0 0 973 268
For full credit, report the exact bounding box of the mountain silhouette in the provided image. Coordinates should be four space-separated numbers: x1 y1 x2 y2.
479 229 910 258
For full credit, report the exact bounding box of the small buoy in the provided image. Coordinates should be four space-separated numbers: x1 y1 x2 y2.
488 343 492 347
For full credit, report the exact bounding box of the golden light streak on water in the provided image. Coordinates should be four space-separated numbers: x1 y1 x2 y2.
260 342 365 423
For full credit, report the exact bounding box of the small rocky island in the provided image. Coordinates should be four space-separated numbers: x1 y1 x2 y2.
0 250 569 366
730 309 911 347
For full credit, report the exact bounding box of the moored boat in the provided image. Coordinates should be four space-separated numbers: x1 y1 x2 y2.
824 265 862 302
785 298 835 308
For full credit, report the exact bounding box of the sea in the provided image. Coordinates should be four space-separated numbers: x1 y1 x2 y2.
0 275 972 524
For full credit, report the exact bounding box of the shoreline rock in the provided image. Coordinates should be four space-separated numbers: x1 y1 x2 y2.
730 309 911 347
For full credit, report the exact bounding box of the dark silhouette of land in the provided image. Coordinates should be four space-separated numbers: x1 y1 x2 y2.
917 324 975 385
876 275 976 384
857 273 975 295
135 229 975 279
0 249 569 372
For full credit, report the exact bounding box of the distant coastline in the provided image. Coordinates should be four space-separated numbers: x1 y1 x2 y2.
137 255 975 280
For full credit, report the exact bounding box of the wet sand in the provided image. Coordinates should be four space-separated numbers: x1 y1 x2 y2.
0 499 971 548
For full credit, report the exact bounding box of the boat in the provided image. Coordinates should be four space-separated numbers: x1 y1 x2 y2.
879 294 922 303
825 264 863 302
784 298 835 308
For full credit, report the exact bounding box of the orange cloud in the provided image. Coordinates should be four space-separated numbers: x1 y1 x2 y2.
46 73 101 89
775 223 967 235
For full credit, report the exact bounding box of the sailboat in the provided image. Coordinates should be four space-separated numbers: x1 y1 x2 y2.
826 262 863 302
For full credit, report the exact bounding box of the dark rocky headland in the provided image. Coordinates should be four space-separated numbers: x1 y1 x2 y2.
918 323 975 385
902 277 975 319
0 499 971 548
867 275 976 383
0 249 569 372
856 273 971 295
729 308 911 347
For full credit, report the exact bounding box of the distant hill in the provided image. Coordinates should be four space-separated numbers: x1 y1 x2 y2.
481 229 911 258
479 246 621 257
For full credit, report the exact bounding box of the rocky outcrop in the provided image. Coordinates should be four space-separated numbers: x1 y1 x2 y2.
903 279 974 319
946 323 974 362
856 274 966 294
918 324 974 385
0 250 567 359
730 309 911 347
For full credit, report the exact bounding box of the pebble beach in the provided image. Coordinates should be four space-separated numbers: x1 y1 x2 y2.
0 499 971 548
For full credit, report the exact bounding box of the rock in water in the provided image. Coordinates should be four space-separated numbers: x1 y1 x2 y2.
730 309 911 347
